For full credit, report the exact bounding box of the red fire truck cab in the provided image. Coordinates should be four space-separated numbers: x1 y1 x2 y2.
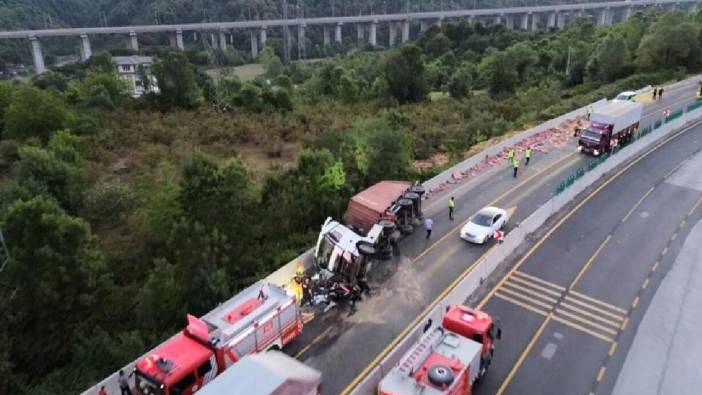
134 281 303 395
378 305 501 395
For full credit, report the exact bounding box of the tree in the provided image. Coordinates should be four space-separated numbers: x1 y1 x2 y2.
382 44 427 103
586 32 630 82
4 85 66 141
351 119 413 184
636 13 702 70
15 146 82 211
0 82 13 135
88 52 115 73
260 46 283 77
448 63 474 99
0 196 106 378
152 50 201 110
479 49 518 96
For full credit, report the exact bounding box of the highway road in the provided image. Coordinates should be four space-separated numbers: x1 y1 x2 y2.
474 103 702 393
283 78 701 394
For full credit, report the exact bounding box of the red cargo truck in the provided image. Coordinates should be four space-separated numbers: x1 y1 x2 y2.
578 101 643 156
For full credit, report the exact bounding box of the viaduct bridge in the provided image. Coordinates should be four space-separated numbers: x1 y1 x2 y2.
0 0 700 74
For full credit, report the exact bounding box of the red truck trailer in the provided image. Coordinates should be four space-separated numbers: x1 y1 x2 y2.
195 351 321 395
134 282 302 395
378 305 501 395
578 101 643 156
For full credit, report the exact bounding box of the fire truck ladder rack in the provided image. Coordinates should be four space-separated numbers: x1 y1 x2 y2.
398 327 444 376
0 228 9 273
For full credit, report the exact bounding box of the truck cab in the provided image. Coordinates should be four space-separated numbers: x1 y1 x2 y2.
578 101 643 156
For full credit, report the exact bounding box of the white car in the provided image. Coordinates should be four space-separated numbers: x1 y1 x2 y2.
613 91 637 103
460 206 509 244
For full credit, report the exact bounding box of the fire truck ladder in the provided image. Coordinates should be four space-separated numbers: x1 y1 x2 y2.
398 327 444 376
0 228 10 273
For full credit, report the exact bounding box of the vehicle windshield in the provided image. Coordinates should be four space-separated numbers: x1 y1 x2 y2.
615 94 631 101
581 129 603 142
135 372 163 395
470 213 493 227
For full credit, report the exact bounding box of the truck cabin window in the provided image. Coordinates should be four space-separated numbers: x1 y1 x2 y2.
581 129 603 142
135 372 163 395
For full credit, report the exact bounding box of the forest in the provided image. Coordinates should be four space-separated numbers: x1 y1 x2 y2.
1 8 702 394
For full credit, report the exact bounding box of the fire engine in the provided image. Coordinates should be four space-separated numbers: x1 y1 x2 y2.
134 281 303 395
378 305 501 395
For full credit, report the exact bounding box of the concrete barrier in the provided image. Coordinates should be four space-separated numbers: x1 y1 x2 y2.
348 102 702 395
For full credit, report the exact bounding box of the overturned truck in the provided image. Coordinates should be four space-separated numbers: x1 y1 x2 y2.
314 181 425 285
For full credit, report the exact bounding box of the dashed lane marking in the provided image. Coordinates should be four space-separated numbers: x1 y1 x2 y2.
622 186 655 222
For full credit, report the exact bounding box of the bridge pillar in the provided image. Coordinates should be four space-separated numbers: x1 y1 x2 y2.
29 36 46 74
323 26 330 46
128 31 139 51
531 13 540 31
251 31 259 59
335 22 343 43
598 8 612 26
547 11 557 29
420 20 428 32
556 12 566 30
357 23 364 44
369 21 378 47
299 23 307 53
260 26 267 47
79 33 92 61
176 29 184 50
623 6 633 21
388 22 396 46
402 19 410 42
505 14 514 29
494 14 502 25
437 16 443 28
520 13 529 30
218 30 227 51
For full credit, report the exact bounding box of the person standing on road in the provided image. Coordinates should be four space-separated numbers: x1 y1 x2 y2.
448 197 456 221
118 370 133 395
587 105 593 120
658 87 664 100
98 386 107 395
424 217 433 239
652 87 658 100
525 146 532 166
507 147 515 164
512 156 520 178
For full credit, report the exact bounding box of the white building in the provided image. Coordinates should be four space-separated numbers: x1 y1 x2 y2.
113 56 159 97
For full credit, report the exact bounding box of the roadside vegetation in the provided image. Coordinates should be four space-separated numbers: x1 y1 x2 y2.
1 9 702 394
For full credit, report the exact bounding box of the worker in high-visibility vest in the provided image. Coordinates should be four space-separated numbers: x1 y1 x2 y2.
448 196 456 221
525 146 533 166
587 105 593 120
507 147 515 163
512 157 520 178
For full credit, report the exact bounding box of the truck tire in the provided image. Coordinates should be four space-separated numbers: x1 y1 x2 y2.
427 365 454 386
399 224 414 235
379 220 397 236
398 198 414 210
380 244 393 260
411 184 426 196
357 242 376 256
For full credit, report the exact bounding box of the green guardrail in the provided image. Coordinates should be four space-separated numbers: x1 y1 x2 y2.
556 119 662 195
687 100 702 112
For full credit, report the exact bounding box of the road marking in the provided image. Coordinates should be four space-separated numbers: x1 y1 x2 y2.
558 302 623 328
498 286 557 310
679 219 686 229
514 270 566 291
631 296 640 309
597 366 607 382
551 315 614 343
554 308 618 336
508 275 563 298
568 290 628 314
495 292 549 316
608 342 618 356
496 315 552 395
642 278 650 290
563 295 626 321
664 163 683 179
671 232 678 241
570 234 612 289
621 317 629 330
688 194 702 217
294 326 333 359
652 260 660 272
622 186 655 222
661 247 668 256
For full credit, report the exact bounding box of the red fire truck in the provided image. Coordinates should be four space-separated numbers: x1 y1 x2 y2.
378 305 501 395
134 281 303 395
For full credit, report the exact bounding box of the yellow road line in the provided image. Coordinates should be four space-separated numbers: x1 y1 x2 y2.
294 326 333 359
559 302 623 328
632 296 640 309
498 287 557 311
494 292 549 317
551 315 615 343
503 281 559 304
608 341 618 356
597 366 607 382
496 316 552 395
622 186 655 222
568 290 628 314
554 308 619 336
562 295 626 321
661 247 668 256
663 163 683 178
642 278 650 290
652 260 660 272
671 232 678 241
514 270 566 291
688 195 702 217
508 275 564 298
621 317 629 330
679 219 686 229
570 234 612 289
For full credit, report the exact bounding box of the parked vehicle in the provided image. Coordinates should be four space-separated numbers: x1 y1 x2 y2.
378 305 502 395
578 101 643 156
460 206 509 244
196 351 321 395
613 91 637 102
134 282 303 395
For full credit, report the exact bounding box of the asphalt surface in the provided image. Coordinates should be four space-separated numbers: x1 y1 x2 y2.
282 78 701 395
474 107 702 394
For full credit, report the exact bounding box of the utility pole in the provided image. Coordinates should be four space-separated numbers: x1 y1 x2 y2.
0 228 10 274
298 0 306 60
565 46 572 79
283 0 291 64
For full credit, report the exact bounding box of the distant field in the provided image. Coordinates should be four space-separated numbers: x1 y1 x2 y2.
204 63 264 82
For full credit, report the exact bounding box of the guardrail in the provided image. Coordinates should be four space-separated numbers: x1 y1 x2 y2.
347 95 702 395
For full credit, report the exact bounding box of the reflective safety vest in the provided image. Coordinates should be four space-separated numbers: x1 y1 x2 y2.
449 199 455 208
513 158 520 168
525 148 532 158
508 148 515 158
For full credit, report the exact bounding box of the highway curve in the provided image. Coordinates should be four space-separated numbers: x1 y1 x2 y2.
474 103 702 394
283 78 700 395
